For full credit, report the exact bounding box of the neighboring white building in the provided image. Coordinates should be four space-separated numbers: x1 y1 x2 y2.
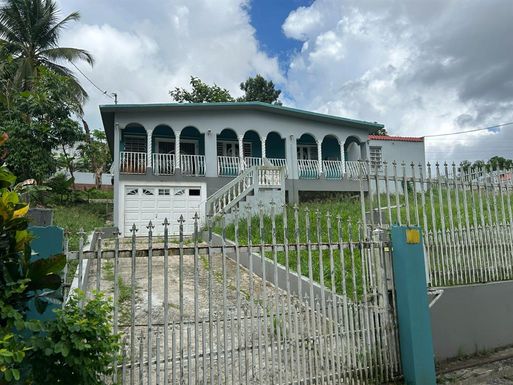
367 135 426 175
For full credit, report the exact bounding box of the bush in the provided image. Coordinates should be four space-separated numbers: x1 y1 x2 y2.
30 290 120 385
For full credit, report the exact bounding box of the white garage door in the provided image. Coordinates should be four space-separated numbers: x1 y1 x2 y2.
124 186 203 236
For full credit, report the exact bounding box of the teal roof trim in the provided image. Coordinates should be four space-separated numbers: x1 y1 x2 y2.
100 102 384 156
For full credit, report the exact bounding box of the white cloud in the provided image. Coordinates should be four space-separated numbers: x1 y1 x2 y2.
282 0 513 162
57 0 283 129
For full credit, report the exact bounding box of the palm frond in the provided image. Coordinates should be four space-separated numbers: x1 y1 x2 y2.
41 47 94 66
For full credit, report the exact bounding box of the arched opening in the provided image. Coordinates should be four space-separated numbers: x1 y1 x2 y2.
180 126 205 175
322 135 342 179
297 133 319 179
121 123 147 174
344 136 363 161
243 130 261 167
217 128 239 176
265 131 287 173
152 124 175 175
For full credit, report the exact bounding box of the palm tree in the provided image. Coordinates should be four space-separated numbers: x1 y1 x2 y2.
0 0 93 103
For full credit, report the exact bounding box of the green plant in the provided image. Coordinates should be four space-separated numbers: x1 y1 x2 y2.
30 289 120 385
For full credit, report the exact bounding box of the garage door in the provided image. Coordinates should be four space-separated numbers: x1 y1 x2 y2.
124 186 203 236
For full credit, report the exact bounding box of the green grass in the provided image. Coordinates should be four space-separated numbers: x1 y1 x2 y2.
53 202 112 250
213 187 513 295
214 197 366 298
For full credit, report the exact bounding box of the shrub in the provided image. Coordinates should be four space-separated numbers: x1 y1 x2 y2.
30 290 120 385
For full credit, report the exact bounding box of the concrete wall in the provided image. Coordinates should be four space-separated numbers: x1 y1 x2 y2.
430 281 513 361
368 139 425 173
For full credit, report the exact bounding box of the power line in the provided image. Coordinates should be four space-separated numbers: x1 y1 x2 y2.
424 122 513 138
70 62 117 102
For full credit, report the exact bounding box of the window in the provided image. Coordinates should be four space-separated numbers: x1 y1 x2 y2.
158 189 170 196
297 145 318 160
126 188 139 196
217 141 252 157
174 188 185 196
370 146 382 170
142 188 154 196
124 136 146 153
189 189 200 196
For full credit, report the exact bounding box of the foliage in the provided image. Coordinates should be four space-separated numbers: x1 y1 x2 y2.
170 76 235 103
53 202 111 250
30 290 120 385
460 156 513 173
0 0 94 103
372 127 388 136
76 128 112 189
2 68 84 183
170 74 283 105
45 173 74 202
0 142 66 383
237 74 282 104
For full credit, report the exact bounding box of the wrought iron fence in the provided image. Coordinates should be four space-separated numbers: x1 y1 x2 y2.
68 205 401 385
359 160 513 287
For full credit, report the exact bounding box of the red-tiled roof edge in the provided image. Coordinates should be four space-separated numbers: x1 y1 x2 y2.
368 135 424 142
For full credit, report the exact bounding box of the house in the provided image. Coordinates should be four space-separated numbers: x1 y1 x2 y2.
100 102 424 236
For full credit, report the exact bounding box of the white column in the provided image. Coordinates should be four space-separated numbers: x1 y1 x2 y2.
238 134 244 172
339 139 346 175
261 137 266 160
317 139 322 177
175 132 181 171
146 128 153 170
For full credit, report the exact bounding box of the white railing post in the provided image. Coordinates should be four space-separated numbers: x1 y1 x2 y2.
146 129 153 171
261 137 266 160
238 135 244 172
339 139 346 176
317 139 323 177
175 133 181 172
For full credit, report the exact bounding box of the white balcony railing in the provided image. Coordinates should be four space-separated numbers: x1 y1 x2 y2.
152 153 175 175
323 160 343 179
181 154 205 176
244 156 262 168
120 151 147 174
218 156 241 177
345 160 368 179
267 158 288 177
298 159 320 179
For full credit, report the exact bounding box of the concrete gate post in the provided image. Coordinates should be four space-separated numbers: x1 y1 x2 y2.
390 225 436 385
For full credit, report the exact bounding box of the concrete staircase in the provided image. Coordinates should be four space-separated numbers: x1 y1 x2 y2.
205 165 286 221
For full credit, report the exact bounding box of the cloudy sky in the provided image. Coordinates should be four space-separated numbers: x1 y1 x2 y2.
56 0 513 163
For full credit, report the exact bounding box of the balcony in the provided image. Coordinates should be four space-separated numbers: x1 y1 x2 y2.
120 151 146 174
153 153 175 175
181 154 205 176
298 159 320 179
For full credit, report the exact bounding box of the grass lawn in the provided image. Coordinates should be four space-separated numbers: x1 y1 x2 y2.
53 201 112 250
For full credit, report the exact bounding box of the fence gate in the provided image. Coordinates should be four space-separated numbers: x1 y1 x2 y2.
70 203 401 384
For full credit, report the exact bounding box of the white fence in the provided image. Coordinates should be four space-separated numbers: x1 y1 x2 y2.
359 161 513 287
297 159 320 179
71 205 401 385
218 156 241 177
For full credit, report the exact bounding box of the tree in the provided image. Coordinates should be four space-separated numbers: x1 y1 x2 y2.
170 76 234 103
372 127 388 136
76 126 111 189
238 74 282 105
169 75 283 105
2 68 84 183
0 0 94 103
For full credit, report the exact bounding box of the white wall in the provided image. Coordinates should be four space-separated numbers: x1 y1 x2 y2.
369 139 426 176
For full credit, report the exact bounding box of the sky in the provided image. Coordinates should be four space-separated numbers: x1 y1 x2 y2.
55 0 513 163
